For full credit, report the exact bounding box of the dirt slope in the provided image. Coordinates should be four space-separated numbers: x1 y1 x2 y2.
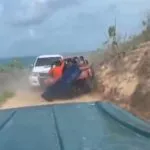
96 41 150 120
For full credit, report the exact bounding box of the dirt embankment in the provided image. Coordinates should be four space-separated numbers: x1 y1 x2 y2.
96 41 150 120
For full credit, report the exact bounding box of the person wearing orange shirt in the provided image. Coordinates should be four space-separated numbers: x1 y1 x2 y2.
49 59 65 80
44 59 65 86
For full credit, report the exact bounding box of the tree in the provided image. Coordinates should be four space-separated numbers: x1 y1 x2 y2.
108 25 116 39
7 58 24 69
142 12 150 30
107 25 119 54
142 12 150 41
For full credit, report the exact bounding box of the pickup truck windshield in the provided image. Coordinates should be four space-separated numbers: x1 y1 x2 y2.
35 57 61 67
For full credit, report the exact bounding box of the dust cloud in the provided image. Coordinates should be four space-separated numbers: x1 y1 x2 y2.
0 70 100 109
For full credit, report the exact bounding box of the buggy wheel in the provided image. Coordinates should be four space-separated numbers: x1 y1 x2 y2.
41 92 53 101
83 78 94 93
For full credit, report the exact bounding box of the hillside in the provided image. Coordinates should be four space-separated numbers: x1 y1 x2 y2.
95 41 150 120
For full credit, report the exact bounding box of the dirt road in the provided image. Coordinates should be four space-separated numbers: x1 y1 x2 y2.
0 90 100 109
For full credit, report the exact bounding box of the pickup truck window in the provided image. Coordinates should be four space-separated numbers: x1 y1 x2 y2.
35 57 61 67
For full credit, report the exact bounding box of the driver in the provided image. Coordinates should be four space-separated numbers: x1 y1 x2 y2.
48 58 65 81
44 59 65 86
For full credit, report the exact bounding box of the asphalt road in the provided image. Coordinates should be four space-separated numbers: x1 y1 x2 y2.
0 102 150 150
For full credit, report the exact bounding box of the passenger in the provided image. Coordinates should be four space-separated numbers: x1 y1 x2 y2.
85 59 89 65
62 60 68 73
74 57 80 65
66 58 73 68
72 57 78 65
48 59 65 81
44 63 56 86
68 58 73 66
79 56 85 66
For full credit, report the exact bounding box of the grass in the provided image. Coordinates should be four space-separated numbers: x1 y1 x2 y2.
0 58 24 73
0 91 15 104
89 28 150 66
0 59 24 105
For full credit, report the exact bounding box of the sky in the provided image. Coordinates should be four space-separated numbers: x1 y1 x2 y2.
0 0 150 57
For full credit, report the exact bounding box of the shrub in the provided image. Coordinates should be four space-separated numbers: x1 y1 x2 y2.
0 91 15 104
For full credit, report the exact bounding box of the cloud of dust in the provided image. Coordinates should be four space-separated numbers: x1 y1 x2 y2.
0 69 31 94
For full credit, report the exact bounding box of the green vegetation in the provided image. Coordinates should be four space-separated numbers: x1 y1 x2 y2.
118 13 150 50
0 58 24 104
90 12 150 64
0 91 15 104
0 58 24 72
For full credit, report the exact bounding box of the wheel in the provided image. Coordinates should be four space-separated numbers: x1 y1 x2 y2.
83 78 94 93
41 92 53 101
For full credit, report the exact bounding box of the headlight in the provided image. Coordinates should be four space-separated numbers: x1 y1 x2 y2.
31 72 39 76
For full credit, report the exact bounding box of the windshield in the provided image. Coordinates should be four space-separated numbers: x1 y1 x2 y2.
35 57 61 67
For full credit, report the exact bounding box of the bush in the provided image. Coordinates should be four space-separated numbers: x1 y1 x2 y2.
90 12 150 64
0 58 24 73
7 58 24 69
0 91 15 104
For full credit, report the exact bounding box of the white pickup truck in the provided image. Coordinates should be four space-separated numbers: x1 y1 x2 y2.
29 54 63 88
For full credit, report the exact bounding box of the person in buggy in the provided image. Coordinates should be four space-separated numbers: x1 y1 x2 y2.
44 58 65 86
44 56 90 87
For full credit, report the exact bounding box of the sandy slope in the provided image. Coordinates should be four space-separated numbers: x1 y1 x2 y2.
0 89 100 109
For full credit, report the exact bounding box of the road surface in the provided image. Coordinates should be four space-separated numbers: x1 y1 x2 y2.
0 102 150 150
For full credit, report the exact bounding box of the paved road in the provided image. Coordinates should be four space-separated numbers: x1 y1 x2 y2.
0 102 150 150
